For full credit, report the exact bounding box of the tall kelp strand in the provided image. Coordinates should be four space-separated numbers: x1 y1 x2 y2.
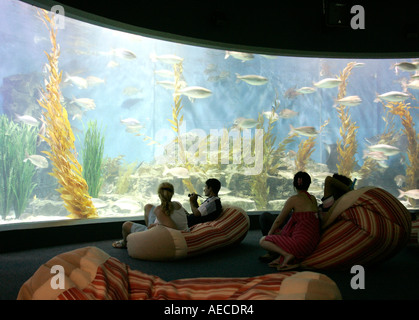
335 62 359 177
385 101 418 207
37 10 97 218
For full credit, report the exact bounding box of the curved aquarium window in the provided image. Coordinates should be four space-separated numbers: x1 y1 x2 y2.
0 0 418 227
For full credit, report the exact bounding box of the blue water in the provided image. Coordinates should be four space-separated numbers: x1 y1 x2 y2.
0 0 418 221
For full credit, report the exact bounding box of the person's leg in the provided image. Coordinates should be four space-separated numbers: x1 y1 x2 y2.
112 221 134 248
144 204 156 226
259 237 294 267
259 212 276 236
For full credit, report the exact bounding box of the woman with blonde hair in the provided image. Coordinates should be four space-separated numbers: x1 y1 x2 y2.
112 182 189 248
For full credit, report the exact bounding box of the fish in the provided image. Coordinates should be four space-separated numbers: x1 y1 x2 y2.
398 189 419 200
154 69 175 78
296 87 316 94
150 53 184 64
91 198 108 208
163 166 190 179
86 76 105 87
262 110 279 121
367 144 400 156
313 78 342 88
64 73 88 89
278 108 299 119
394 62 419 72
235 74 268 86
362 150 387 161
120 118 141 126
394 175 406 187
234 117 259 129
174 86 212 99
111 48 137 60
71 97 96 110
24 154 49 168
224 51 254 62
112 198 142 211
336 95 362 106
375 91 410 102
123 86 141 96
407 79 419 90
289 124 318 137
156 80 176 90
120 98 141 109
15 114 39 126
106 60 119 68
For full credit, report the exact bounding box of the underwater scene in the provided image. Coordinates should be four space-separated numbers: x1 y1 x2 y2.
0 0 418 226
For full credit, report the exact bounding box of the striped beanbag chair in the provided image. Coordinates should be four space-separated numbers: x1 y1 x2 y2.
18 246 342 300
127 205 250 261
300 187 412 270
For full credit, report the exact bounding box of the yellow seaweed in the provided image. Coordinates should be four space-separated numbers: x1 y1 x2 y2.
37 10 97 219
384 101 418 206
335 62 359 177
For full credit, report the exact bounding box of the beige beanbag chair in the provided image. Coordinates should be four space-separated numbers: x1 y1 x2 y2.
127 205 250 261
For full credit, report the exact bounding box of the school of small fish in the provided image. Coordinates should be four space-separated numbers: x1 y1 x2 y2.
9 22 419 223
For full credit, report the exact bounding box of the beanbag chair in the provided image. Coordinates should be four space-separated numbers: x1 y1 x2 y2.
127 205 250 261
300 187 411 270
17 246 342 300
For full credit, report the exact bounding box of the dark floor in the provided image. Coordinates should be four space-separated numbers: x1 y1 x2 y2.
1 229 418 300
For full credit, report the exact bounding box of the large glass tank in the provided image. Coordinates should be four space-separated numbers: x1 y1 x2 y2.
0 0 418 226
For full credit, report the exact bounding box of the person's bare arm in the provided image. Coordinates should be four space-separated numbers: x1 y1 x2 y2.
189 194 201 216
267 197 295 235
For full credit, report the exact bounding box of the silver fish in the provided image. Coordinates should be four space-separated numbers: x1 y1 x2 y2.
279 109 299 119
236 74 268 86
24 154 48 168
296 87 316 94
289 124 318 137
15 114 39 126
234 117 259 129
313 78 342 88
376 91 410 102
150 53 183 64
394 62 419 72
398 189 419 200
336 95 362 106
174 86 212 99
112 48 137 60
225 51 254 62
163 166 190 179
71 97 96 110
367 144 400 156
120 118 141 126
64 73 88 89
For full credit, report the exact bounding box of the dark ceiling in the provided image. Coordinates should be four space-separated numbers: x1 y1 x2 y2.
23 0 419 58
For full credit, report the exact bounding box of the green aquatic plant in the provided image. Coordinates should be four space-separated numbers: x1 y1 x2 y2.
248 95 296 209
116 161 139 194
167 61 196 195
0 115 38 219
335 62 359 178
82 120 105 198
294 120 329 172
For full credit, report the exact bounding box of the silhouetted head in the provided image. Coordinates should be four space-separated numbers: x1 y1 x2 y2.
293 171 311 191
205 178 221 196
